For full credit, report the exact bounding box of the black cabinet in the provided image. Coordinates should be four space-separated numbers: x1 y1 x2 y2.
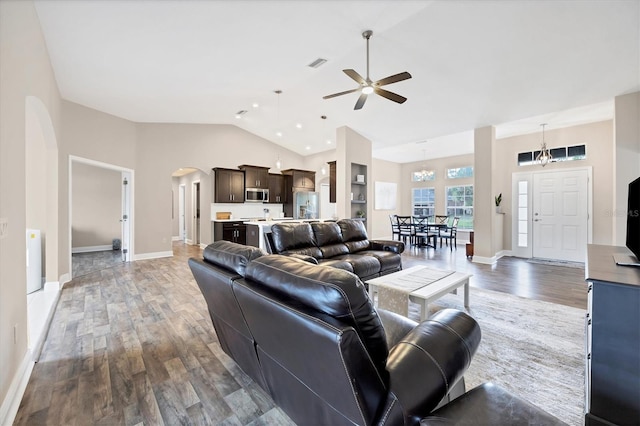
585 244 640 426
214 221 246 245
213 168 244 203
267 173 285 203
328 161 336 203
282 169 315 191
239 165 269 189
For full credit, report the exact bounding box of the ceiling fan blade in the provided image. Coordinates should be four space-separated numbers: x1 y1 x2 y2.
343 69 366 85
374 87 407 104
375 71 412 87
323 88 360 99
354 93 368 110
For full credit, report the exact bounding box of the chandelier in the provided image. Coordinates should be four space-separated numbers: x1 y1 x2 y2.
536 123 552 167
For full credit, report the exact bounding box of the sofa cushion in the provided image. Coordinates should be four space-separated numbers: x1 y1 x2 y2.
332 254 381 281
317 258 354 273
245 254 389 378
357 250 402 273
203 240 266 276
271 222 323 258
338 219 371 253
312 222 344 246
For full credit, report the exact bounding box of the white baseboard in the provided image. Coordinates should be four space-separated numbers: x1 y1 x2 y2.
133 251 173 261
59 273 70 289
199 243 207 249
172 236 182 241
72 245 112 254
0 349 34 426
185 239 193 245
472 250 506 265
472 255 497 265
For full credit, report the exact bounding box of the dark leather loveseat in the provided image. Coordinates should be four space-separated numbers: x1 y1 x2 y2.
267 218 404 281
189 241 566 426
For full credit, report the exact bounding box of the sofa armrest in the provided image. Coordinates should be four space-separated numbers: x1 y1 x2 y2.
385 309 481 425
369 239 405 254
287 253 319 264
377 308 418 349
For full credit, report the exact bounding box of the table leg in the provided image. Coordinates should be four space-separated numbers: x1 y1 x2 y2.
419 299 428 321
464 280 470 308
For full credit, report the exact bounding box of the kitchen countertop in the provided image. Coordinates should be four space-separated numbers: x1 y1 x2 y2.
212 217 295 223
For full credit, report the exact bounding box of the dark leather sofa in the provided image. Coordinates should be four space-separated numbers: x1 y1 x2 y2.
189 241 566 426
267 218 404 281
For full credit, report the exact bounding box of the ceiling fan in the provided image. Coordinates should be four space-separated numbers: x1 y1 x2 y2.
323 30 412 110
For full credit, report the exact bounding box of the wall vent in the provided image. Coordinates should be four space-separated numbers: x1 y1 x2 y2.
308 58 328 68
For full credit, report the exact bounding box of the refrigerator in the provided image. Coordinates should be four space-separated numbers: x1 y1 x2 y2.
293 192 319 219
26 229 42 294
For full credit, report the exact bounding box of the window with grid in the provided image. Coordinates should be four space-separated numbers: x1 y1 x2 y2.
445 185 473 229
412 187 435 217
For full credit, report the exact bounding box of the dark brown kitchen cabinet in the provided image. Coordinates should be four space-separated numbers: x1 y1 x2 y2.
214 221 246 244
282 169 315 191
213 168 244 203
267 173 285 203
238 165 269 189
328 161 336 203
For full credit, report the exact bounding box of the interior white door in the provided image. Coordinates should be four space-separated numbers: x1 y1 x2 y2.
192 181 200 245
532 170 588 262
178 184 186 241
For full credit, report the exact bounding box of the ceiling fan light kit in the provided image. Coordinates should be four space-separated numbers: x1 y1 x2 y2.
323 30 412 110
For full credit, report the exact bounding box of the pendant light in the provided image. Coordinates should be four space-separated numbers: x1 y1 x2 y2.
536 123 552 167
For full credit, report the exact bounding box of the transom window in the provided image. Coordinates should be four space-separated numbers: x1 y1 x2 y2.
446 166 473 179
412 187 435 217
445 185 473 229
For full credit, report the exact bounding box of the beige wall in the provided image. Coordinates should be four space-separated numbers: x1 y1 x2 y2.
72 163 121 249
496 120 614 248
400 153 475 215
60 101 137 269
370 158 403 239
0 0 62 416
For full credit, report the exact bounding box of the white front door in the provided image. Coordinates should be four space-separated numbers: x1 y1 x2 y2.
532 170 589 262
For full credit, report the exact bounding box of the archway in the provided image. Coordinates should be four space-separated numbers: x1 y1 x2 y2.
25 96 59 357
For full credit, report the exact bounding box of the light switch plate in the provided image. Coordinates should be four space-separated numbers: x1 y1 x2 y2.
0 218 8 239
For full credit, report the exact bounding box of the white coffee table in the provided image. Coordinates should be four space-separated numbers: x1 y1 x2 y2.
367 265 471 321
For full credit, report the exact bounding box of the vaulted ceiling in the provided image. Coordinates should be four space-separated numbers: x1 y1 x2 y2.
34 1 639 162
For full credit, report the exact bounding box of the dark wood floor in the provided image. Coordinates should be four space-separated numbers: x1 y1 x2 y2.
14 240 587 425
401 242 587 310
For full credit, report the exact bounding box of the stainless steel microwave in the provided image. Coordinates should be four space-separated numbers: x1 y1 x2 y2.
245 188 269 203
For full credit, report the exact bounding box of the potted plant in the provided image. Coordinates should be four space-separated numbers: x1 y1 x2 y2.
495 193 503 213
356 210 365 218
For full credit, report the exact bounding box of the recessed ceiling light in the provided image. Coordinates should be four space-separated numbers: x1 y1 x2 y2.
296 123 302 129
276 131 283 137
252 103 259 108
305 146 311 150
326 139 332 144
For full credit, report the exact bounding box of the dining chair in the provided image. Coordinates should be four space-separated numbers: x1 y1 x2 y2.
396 215 414 245
389 214 400 241
439 216 460 250
413 215 437 248
435 215 449 225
